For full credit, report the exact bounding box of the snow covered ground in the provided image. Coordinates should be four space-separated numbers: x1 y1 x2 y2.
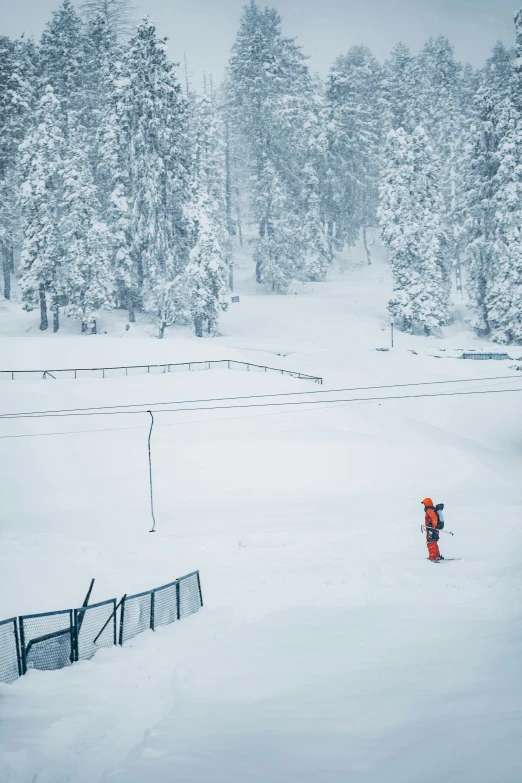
0 244 521 782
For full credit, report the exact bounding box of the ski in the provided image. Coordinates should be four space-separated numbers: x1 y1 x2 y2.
427 558 461 563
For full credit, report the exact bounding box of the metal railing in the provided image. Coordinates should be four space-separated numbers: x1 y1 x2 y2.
461 353 511 361
0 359 322 384
1 571 203 685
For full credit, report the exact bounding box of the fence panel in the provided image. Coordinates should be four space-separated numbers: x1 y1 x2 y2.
153 581 179 629
120 591 152 644
75 599 117 661
1 361 322 384
20 609 74 673
167 363 190 373
0 618 21 684
103 367 127 379
179 572 203 619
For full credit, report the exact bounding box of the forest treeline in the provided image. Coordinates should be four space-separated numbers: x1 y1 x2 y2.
0 0 521 341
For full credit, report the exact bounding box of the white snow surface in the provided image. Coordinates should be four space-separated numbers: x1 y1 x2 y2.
1 245 521 782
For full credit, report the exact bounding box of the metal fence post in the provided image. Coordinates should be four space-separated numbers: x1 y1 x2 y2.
150 591 155 631
196 572 204 608
70 610 77 663
13 619 22 677
18 619 27 675
176 580 181 621
119 596 126 645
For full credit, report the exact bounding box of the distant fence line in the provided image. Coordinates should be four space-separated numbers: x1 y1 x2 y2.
0 359 323 384
0 571 202 685
460 353 511 361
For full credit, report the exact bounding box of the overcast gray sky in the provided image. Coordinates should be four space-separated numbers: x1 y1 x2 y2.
0 0 518 85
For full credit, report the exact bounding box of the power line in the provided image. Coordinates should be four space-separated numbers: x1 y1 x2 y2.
1 374 520 421
0 384 520 440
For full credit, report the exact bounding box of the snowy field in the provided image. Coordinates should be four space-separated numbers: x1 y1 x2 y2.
1 247 522 783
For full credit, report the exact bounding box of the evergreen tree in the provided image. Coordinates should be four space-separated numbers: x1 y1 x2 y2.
485 41 513 101
186 190 229 336
81 0 135 37
299 161 329 280
463 18 522 343
97 52 134 317
379 126 450 334
40 0 85 134
19 86 64 332
228 1 314 290
61 126 113 333
461 83 503 334
82 12 119 159
186 90 230 336
487 98 522 342
325 46 382 259
123 17 190 337
0 36 37 299
382 43 418 132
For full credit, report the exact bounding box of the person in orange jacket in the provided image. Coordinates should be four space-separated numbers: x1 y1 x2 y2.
422 497 443 561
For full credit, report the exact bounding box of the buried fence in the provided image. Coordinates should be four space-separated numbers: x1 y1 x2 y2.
0 359 323 384
0 571 202 685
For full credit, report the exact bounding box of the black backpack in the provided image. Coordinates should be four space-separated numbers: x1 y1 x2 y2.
434 503 445 530
425 502 445 530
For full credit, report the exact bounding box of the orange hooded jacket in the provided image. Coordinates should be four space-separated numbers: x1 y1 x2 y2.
422 497 438 531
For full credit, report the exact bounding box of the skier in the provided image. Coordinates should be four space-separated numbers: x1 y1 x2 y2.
422 497 443 562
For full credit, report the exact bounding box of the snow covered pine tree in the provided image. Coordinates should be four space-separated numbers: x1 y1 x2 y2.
379 126 450 335
19 86 65 332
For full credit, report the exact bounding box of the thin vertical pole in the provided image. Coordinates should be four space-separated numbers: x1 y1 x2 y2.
70 610 76 663
196 571 204 608
19 619 27 675
13 620 22 677
176 580 181 620
391 320 394 349
150 591 155 631
148 411 157 533
119 597 126 645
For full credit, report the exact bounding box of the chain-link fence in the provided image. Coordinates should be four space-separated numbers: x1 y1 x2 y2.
0 618 22 684
75 599 117 661
120 590 153 644
0 359 322 384
1 571 202 684
120 571 203 644
19 609 75 674
179 571 204 618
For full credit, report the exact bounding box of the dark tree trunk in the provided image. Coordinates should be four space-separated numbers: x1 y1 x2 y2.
128 290 136 323
158 321 165 339
237 209 243 246
255 258 263 284
82 321 87 333
327 221 334 261
39 285 48 331
92 320 97 335
362 225 372 266
194 316 203 338
2 250 11 300
225 118 235 237
53 305 59 333
229 259 234 292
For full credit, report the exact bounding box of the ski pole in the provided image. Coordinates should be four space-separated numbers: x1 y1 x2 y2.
421 525 454 537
